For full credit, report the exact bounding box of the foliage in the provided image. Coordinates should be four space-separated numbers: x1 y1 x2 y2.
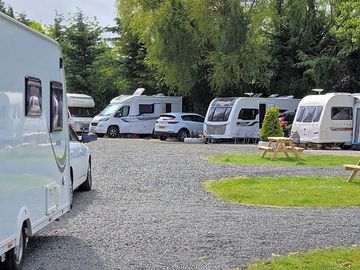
207 153 360 167
205 176 360 207
245 246 360 269
259 107 283 141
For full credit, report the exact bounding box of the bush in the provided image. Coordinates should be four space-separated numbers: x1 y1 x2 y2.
260 107 284 141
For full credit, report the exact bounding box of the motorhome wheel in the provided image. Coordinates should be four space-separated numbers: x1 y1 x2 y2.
79 161 92 191
107 126 119 138
1 225 27 270
159 136 166 141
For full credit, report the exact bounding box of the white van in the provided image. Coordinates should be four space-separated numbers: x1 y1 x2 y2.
90 88 182 137
0 12 89 269
203 95 300 140
67 93 95 133
291 92 360 148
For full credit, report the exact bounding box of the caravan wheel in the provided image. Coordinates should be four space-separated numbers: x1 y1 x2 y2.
0 225 27 270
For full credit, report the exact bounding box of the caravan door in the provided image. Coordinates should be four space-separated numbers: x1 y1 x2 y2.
352 103 360 145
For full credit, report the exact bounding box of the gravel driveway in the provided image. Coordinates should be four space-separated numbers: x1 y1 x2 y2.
24 139 360 269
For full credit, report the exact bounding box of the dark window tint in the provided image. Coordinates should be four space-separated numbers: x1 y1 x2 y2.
194 115 204 123
238 109 258 120
208 107 232 122
182 115 193 121
331 107 352 120
139 104 154 114
25 77 42 117
165 103 172 113
69 107 93 117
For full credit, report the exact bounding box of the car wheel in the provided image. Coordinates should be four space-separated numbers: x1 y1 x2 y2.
79 161 92 191
159 136 167 141
96 133 104 138
0 225 27 270
177 129 189 142
107 126 119 138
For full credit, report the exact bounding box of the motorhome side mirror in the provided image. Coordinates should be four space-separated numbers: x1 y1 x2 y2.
81 133 97 143
115 111 122 118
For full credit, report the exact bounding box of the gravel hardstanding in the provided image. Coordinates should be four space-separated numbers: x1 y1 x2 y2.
23 139 360 269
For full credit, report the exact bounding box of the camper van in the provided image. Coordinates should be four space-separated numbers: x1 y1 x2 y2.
291 92 360 148
0 12 72 269
89 88 182 137
203 95 300 140
67 93 95 133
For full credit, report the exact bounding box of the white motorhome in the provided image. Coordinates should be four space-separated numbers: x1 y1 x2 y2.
203 95 300 140
0 13 72 269
67 93 95 133
291 92 360 148
90 88 182 137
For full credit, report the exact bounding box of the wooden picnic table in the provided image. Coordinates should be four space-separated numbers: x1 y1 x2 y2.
258 136 304 161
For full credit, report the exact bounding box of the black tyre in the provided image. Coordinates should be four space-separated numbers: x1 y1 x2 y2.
159 136 167 141
177 129 189 142
0 226 27 270
69 174 74 209
96 133 104 138
79 161 92 191
107 126 119 138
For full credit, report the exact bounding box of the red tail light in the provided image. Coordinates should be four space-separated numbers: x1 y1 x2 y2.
167 121 178 124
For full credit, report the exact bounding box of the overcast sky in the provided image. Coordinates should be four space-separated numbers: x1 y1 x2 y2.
5 0 118 27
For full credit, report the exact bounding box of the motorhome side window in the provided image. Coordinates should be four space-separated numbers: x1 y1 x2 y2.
116 106 130 118
139 104 154 114
50 81 63 132
208 107 232 122
331 107 352 120
238 109 258 120
25 77 42 117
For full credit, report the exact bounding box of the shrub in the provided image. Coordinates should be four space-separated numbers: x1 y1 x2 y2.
260 106 284 141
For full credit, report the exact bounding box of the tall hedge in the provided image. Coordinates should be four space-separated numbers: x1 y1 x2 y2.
260 107 284 141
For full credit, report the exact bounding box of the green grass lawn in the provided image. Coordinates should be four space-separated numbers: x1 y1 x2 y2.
204 176 360 207
245 246 360 270
207 153 360 167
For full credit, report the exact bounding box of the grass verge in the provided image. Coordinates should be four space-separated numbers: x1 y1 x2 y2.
207 153 359 167
204 176 360 207
245 246 360 270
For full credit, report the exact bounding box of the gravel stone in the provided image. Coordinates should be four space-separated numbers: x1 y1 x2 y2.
23 139 360 269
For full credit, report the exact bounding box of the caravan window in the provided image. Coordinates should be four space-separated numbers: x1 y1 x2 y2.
313 106 323 122
50 81 63 132
296 106 305 122
331 107 352 120
238 109 258 120
208 107 232 122
303 106 316 122
25 77 42 117
139 104 154 114
69 107 93 117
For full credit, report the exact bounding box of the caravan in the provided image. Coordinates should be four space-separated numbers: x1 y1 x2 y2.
67 93 95 133
291 92 360 148
90 88 182 137
203 95 300 140
0 12 75 269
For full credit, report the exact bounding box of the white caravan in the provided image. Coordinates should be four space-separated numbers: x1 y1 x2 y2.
291 92 360 148
203 96 300 140
67 93 95 133
90 88 182 137
0 13 71 269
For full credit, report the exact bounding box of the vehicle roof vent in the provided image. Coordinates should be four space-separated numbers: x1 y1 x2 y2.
133 88 146 96
244 92 254 97
253 93 262 98
312 88 324 95
153 93 165 96
278 95 294 99
268 94 279 98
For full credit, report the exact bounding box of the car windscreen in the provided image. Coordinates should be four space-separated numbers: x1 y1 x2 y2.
99 104 119 116
207 107 232 122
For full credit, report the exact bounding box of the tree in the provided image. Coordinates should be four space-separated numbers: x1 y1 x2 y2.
260 106 283 141
61 10 102 96
0 0 14 17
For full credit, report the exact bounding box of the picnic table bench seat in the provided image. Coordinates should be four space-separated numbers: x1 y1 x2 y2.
285 146 304 152
258 146 275 151
343 160 360 182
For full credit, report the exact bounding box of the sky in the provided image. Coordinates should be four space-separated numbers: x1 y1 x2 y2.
5 0 118 27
